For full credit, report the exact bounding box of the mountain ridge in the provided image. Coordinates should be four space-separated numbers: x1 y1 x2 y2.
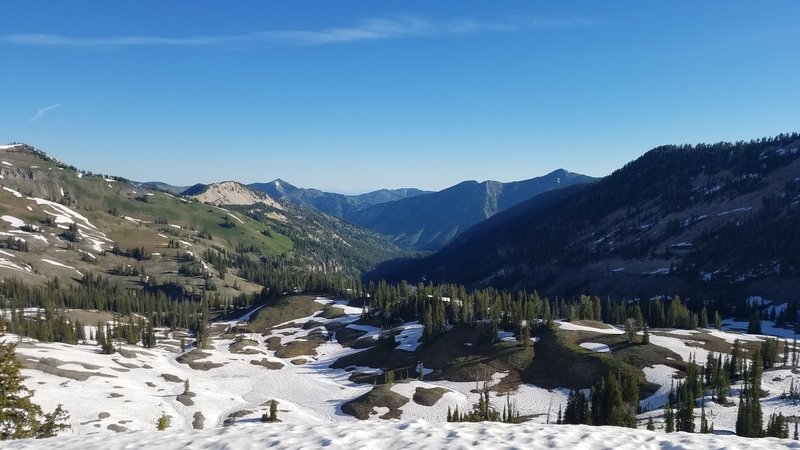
349 168 596 251
248 179 429 219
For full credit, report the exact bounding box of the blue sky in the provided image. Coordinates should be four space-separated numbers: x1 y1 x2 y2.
1 1 799 193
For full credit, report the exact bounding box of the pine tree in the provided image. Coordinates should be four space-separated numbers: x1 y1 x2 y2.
0 342 70 440
664 402 675 433
784 340 790 367
646 416 654 431
183 379 190 395
714 311 722 330
269 399 277 422
699 306 709 328
157 412 168 430
700 398 709 433
422 305 434 344
447 406 452 422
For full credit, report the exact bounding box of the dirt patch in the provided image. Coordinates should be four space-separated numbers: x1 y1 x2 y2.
330 327 368 348
16 355 115 381
192 411 205 430
341 385 409 420
274 330 327 358
176 349 223 371
177 392 196 406
303 320 325 330
290 359 306 365
146 382 157 387
107 424 127 433
110 367 129 373
108 393 124 398
413 387 448 406
112 359 140 369
223 410 253 427
161 373 183 383
98 412 111 419
319 305 345 320
248 295 323 333
265 337 282 352
250 359 283 370
228 337 263 355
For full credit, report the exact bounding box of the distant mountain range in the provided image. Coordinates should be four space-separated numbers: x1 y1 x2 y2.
140 169 594 253
347 169 596 251
372 134 800 303
136 181 190 195
248 179 429 219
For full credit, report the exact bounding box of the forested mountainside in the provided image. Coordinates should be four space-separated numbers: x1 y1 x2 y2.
373 134 800 302
349 169 595 251
249 178 429 219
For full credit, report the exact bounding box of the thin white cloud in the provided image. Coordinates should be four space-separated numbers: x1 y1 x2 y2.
2 15 601 48
30 103 62 122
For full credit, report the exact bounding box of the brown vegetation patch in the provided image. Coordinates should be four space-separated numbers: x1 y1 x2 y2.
176 349 223 371
341 385 409 420
250 358 283 369
330 327 368 348
248 296 322 333
161 373 183 383
274 330 327 358
413 387 448 406
228 337 263 354
177 392 196 406
16 355 114 381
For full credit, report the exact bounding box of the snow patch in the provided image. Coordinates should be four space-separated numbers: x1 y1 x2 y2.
1 215 25 228
579 342 610 353
3 187 23 198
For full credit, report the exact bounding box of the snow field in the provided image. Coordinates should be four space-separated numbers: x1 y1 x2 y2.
4 420 796 450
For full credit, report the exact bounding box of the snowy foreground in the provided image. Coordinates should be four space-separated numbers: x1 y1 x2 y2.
6 295 800 447
4 420 798 450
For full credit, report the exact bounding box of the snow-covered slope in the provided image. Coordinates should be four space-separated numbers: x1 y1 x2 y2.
6 296 800 447
4 420 796 450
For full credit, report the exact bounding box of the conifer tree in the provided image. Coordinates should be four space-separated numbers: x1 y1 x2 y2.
664 402 675 433
0 342 70 440
269 399 277 422
157 412 168 430
700 398 709 433
646 416 654 431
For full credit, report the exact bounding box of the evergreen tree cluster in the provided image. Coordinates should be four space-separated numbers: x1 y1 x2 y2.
0 342 70 440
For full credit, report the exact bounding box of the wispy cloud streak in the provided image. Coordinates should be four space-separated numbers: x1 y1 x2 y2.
30 103 62 122
2 15 601 48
